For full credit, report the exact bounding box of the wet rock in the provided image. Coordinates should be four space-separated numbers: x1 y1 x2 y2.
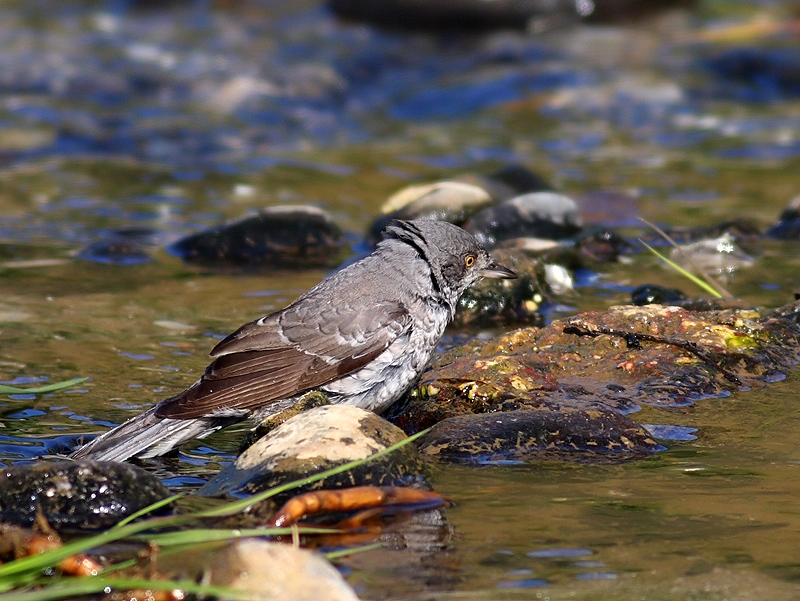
455 248 548 327
418 408 662 464
654 219 762 245
493 238 589 285
200 405 425 499
675 297 757 313
329 0 694 31
574 228 634 263
75 237 153 265
465 192 584 247
368 181 492 243
328 0 579 31
531 243 586 273
0 461 170 531
670 233 754 274
368 167 555 243
168 205 346 270
458 164 553 203
767 195 800 240
486 164 553 196
543 263 574 295
632 284 687 306
585 0 697 22
389 303 800 454
380 181 492 219
209 539 359 601
106 226 168 246
703 47 800 103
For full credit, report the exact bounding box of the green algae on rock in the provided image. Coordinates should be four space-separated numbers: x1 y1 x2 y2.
390 301 800 463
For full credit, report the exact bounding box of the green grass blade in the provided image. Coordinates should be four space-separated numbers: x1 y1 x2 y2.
0 573 45 593
132 526 336 546
100 540 231 575
0 378 88 395
639 240 724 298
112 492 184 528
0 576 256 601
637 216 730 298
325 542 384 560
0 516 186 579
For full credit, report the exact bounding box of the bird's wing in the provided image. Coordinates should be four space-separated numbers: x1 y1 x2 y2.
155 299 412 419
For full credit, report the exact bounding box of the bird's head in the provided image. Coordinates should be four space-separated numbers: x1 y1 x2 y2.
384 219 516 304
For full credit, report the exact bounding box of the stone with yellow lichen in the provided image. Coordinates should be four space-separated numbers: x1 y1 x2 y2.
386 300 800 464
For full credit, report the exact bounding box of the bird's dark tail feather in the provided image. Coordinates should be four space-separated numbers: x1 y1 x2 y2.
70 406 237 462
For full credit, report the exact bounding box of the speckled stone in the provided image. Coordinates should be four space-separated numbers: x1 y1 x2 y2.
199 404 425 499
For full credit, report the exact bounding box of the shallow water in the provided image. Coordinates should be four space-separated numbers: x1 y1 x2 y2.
1 0 800 598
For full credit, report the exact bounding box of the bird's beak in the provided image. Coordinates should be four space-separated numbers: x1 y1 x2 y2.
482 261 517 279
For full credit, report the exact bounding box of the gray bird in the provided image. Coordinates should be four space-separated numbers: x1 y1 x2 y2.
71 219 516 462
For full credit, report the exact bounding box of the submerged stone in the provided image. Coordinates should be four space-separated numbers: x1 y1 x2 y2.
368 167 554 243
485 164 553 197
200 405 425 499
418 408 661 464
75 237 153 265
328 0 692 31
574 228 634 263
767 195 800 240
169 205 346 270
457 165 553 204
647 219 762 245
328 0 577 31
703 47 800 103
632 284 687 306
0 461 170 531
670 233 754 274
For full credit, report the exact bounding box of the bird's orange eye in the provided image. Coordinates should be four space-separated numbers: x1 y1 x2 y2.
465 255 475 268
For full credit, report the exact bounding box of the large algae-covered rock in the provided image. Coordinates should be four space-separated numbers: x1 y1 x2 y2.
390 302 800 463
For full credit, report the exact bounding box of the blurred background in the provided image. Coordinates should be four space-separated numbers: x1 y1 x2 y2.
0 0 797 242
1 1 800 599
